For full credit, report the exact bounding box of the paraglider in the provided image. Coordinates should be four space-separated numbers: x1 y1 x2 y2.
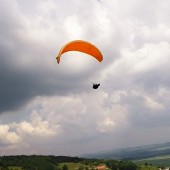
93 83 100 89
56 40 103 89
56 40 103 64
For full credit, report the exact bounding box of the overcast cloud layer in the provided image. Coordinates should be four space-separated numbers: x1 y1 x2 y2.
1 0 170 156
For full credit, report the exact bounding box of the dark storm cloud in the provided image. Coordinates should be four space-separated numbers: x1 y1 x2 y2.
0 0 115 114
0 26 101 114
0 44 91 113
0 23 45 113
0 2 28 113
0 7 76 113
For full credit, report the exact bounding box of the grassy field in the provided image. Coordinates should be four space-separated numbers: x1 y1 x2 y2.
59 162 160 170
0 166 22 170
138 165 159 170
59 162 89 170
0 162 161 170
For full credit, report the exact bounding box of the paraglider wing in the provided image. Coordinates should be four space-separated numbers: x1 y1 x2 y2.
56 40 103 64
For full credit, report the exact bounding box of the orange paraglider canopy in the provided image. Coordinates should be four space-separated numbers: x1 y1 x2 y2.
56 40 103 64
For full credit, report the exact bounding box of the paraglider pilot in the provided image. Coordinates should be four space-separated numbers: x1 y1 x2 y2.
93 83 100 89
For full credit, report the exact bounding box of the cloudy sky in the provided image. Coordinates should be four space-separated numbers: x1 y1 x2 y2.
1 0 170 156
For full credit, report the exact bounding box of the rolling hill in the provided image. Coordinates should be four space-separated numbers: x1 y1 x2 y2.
82 142 170 161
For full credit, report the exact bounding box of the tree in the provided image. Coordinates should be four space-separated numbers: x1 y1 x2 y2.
78 165 84 170
145 163 148 166
62 164 68 170
106 160 117 170
85 166 89 170
118 161 137 170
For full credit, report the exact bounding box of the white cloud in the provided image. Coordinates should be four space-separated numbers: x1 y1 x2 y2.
0 125 20 145
64 15 83 39
97 118 115 133
102 42 170 81
13 114 57 138
144 96 165 111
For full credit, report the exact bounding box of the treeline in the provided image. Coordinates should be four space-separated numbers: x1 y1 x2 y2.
0 155 137 170
105 160 137 170
0 155 84 170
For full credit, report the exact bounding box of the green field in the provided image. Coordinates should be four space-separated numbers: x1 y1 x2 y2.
59 163 83 170
58 162 95 170
0 166 22 170
138 165 159 170
58 162 161 170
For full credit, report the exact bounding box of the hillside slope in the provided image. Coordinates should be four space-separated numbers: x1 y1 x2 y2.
82 142 170 160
